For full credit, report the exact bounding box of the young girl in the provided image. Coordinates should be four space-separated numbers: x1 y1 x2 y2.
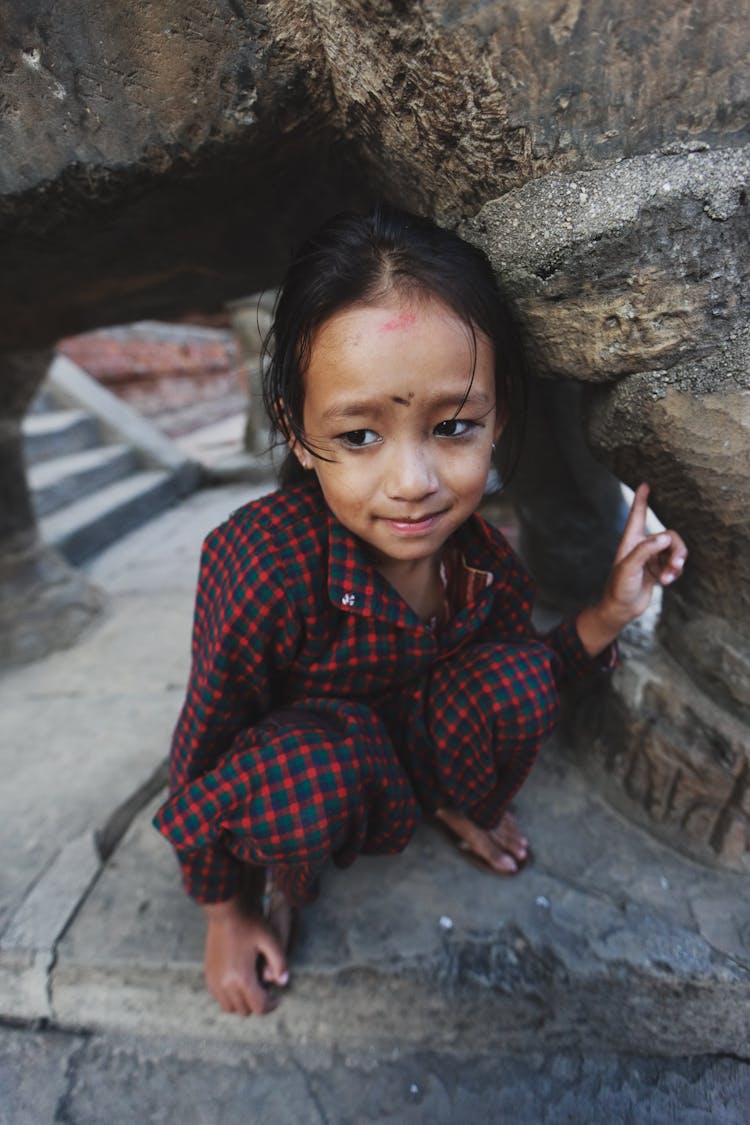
154 204 687 1017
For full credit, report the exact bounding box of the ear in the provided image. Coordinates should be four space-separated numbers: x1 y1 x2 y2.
290 438 313 472
278 397 313 470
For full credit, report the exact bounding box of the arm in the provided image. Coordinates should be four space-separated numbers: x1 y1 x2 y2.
155 516 305 1015
575 483 687 657
480 485 685 682
154 519 300 903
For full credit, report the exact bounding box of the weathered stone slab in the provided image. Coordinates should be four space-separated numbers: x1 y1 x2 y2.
51 750 750 1056
276 1 750 220
0 484 260 937
0 1026 86 1125
578 640 750 873
463 146 750 379
0 833 100 1021
2 2 749 349
4 1024 748 1125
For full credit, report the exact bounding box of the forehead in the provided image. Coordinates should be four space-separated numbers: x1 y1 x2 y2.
305 296 495 405
314 293 471 346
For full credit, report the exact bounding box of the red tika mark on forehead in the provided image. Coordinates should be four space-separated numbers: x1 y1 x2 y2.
379 312 418 331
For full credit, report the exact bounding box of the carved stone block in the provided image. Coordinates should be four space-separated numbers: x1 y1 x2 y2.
580 642 749 872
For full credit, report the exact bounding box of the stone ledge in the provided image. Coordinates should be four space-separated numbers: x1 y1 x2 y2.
0 832 101 1021
46 750 750 1057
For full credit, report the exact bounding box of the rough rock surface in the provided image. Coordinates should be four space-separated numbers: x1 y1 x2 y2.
586 331 750 695
463 147 750 380
580 336 750 870
0 1 367 351
275 0 750 220
464 150 750 869
1 1 748 348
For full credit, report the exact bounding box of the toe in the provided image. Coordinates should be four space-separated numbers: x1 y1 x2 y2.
490 812 528 862
460 838 517 874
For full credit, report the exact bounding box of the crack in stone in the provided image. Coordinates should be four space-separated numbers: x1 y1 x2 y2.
95 757 169 861
53 1034 90 1124
290 1056 331 1125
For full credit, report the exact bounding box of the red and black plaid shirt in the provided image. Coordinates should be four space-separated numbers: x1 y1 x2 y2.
156 479 611 901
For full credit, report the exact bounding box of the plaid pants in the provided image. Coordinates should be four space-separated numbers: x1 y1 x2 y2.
159 638 558 906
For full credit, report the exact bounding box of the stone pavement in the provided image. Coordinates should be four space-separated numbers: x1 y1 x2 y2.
1 481 749 1120
2 1024 748 1125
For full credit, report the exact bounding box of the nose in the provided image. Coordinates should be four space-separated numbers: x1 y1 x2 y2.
384 440 439 502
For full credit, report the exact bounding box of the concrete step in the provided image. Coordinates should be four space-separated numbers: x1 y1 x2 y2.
28 387 58 414
40 752 750 1057
23 410 99 465
39 470 181 565
28 445 139 518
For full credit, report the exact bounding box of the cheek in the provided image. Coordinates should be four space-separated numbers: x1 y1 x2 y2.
315 460 374 505
444 462 492 512
443 447 491 488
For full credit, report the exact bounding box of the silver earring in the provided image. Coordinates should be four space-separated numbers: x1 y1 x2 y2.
491 442 496 452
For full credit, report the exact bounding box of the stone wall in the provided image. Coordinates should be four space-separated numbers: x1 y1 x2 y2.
1 0 748 868
464 147 749 870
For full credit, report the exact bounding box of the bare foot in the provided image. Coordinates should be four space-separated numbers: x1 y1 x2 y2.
435 807 529 875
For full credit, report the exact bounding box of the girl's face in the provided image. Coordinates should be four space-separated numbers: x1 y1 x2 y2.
295 293 502 574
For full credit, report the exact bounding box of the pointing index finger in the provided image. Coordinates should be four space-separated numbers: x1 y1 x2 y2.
615 483 650 562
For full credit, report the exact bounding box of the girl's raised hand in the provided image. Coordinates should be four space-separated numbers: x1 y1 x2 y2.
607 482 687 616
576 483 688 657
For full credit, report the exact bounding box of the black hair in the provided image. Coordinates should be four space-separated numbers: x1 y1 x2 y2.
261 202 528 487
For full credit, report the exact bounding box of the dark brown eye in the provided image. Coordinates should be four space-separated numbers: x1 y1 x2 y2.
339 429 379 447
435 419 473 437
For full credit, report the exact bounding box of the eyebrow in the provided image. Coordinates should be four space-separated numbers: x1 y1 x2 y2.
321 389 492 421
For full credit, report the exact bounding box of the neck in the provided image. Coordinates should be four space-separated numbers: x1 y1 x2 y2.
374 553 443 621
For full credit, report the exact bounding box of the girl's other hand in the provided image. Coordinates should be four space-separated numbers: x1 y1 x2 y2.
576 483 688 657
203 897 289 1016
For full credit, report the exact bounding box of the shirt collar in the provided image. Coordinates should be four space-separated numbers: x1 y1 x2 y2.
327 508 417 628
326 505 514 629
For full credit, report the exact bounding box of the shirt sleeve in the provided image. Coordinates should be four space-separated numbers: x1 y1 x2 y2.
154 519 300 904
545 613 619 686
481 537 618 687
175 842 244 904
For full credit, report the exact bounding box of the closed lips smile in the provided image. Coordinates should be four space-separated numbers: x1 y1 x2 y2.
381 511 445 531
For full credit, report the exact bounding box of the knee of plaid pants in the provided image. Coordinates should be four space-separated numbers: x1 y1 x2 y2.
421 640 560 828
215 701 419 880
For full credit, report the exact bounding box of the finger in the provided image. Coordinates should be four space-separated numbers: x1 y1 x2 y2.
614 483 650 563
623 531 674 581
655 530 688 584
223 984 252 1017
664 530 688 565
210 980 246 1016
241 970 279 1016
